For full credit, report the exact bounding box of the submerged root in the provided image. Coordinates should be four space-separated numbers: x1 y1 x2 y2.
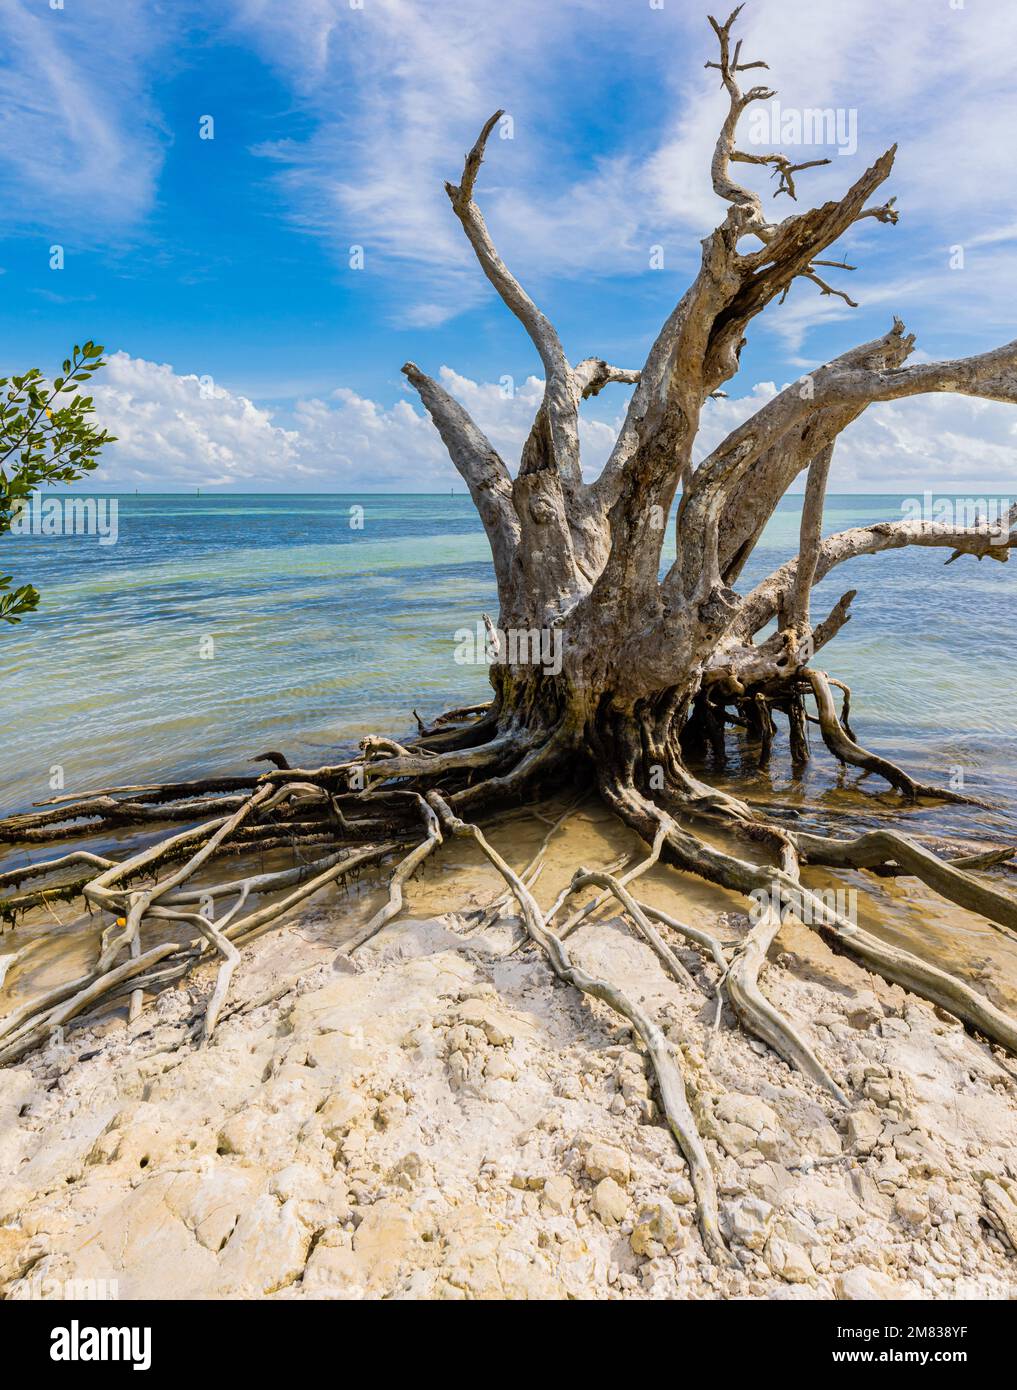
3 684 1017 1269
0 709 562 1061
803 669 990 807
334 797 442 958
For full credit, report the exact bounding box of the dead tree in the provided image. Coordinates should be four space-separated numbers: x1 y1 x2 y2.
3 8 1017 1264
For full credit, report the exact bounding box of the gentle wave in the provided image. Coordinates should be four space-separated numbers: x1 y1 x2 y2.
3 493 1015 832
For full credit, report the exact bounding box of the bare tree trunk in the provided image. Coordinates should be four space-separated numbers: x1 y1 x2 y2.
3 6 1017 1267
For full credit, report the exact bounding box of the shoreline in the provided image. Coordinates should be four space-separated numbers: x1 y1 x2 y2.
3 797 1017 1299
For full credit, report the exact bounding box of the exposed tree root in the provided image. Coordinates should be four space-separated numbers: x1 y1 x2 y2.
568 867 699 991
632 900 730 974
804 669 990 808
601 784 851 1102
33 774 261 808
3 692 1017 1269
720 842 848 1104
465 797 583 935
170 907 241 1041
0 835 403 1064
0 850 116 888
8 11 1017 1281
425 789 734 1267
557 823 668 941
606 785 1017 1062
334 797 442 958
0 793 252 839
789 827 1017 942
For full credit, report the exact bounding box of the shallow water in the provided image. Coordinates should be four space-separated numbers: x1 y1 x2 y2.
3 492 1014 814
7 788 1017 1031
2 492 1016 1016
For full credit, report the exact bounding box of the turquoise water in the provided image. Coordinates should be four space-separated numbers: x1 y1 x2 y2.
2 493 1015 831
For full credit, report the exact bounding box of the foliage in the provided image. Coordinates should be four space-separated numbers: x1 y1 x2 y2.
0 342 115 623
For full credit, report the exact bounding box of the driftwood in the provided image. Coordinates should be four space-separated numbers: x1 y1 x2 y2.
3 7 1017 1267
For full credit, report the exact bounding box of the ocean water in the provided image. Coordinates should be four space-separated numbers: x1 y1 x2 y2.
2 493 1015 834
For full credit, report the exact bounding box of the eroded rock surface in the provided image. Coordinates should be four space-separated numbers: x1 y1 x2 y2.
2 909 1016 1300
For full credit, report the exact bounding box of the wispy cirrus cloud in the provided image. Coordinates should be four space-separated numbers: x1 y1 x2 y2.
5 0 1015 354
232 0 701 324
0 0 173 233
4 0 1016 495
220 0 1017 362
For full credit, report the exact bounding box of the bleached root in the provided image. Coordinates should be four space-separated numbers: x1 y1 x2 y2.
426 789 735 1267
564 866 699 991
721 848 848 1104
557 822 668 941
629 901 730 974
334 797 442 958
4 682 1017 1272
167 908 241 1041
615 786 1017 1063
0 709 563 1061
603 781 848 1105
804 669 991 807
0 838 402 1065
466 796 583 934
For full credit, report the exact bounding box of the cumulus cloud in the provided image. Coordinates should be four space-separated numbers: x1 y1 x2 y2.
87 353 1017 495
694 381 1017 493
820 394 1017 493
88 354 619 489
90 354 301 488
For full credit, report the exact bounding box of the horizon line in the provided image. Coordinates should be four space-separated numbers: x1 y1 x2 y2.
34 489 1016 498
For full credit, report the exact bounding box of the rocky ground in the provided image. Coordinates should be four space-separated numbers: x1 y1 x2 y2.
3 844 1017 1300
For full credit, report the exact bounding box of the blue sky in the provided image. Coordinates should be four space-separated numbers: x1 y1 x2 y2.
2 0 1016 491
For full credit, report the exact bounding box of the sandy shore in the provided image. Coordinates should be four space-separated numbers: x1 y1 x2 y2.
2 800 1017 1299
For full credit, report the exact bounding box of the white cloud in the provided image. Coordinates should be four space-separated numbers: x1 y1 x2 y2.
6 0 1015 361
233 0 703 322
823 394 1017 493
88 352 1017 495
237 0 575 323
90 354 301 487
0 0 168 230
89 353 620 489
695 381 1017 493
227 0 1017 342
